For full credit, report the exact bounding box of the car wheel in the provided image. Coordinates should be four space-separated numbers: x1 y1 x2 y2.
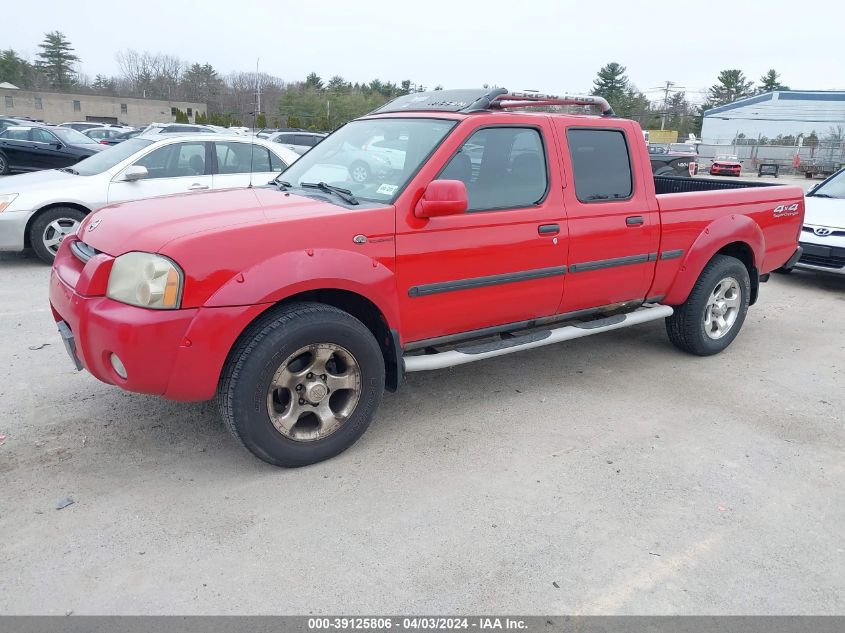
0 152 9 175
217 302 385 467
349 161 370 184
665 254 751 356
30 206 87 264
654 166 676 177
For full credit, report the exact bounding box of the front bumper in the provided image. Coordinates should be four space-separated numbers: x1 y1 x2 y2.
49 241 272 401
0 208 32 252
794 239 845 274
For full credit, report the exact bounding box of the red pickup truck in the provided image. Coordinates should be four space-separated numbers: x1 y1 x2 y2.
49 89 804 467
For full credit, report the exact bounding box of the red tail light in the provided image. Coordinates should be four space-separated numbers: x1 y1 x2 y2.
99 140 109 145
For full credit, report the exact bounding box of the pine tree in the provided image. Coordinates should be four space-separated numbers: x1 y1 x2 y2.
705 69 755 108
758 69 789 94
36 31 80 90
591 62 630 108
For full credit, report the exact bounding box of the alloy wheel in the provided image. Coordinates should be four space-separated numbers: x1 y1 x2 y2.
42 218 81 255
703 276 741 339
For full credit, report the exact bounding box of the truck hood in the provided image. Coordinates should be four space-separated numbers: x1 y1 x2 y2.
804 196 845 229
78 187 343 256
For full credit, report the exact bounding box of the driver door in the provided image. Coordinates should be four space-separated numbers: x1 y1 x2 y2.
107 140 213 204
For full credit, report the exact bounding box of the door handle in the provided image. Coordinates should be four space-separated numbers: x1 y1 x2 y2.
626 216 644 226
189 184 209 191
538 223 560 235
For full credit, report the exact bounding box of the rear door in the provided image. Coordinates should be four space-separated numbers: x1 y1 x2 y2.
0 127 36 170
211 141 287 189
553 121 660 313
395 119 568 343
107 140 213 203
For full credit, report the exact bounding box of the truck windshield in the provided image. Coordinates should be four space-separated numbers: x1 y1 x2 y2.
277 118 456 202
72 138 155 176
810 169 845 199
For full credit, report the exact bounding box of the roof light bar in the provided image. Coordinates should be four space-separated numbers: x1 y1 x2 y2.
492 92 615 117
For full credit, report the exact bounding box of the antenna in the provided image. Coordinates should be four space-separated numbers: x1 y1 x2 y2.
247 57 259 188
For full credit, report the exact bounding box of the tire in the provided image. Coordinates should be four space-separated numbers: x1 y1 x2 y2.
0 151 9 175
30 206 87 264
217 302 385 467
665 254 751 356
349 161 370 184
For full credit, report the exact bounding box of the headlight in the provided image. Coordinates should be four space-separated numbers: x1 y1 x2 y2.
0 193 19 213
106 252 183 309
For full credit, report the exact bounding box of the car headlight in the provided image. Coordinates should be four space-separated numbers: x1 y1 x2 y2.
0 193 19 213
106 252 183 309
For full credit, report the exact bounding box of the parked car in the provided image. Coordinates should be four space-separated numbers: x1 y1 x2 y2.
139 123 221 136
84 127 137 143
59 122 109 132
0 126 104 175
267 131 327 155
0 135 298 262
779 168 845 275
0 116 47 133
709 155 742 177
95 129 143 146
47 88 804 468
648 144 697 177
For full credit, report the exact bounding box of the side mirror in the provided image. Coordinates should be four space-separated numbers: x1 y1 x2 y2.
53 141 63 149
415 180 468 218
122 165 149 182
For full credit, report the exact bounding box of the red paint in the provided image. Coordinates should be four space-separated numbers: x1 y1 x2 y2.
51 107 803 401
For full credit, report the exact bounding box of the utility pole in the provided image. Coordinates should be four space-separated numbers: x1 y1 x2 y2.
660 81 674 131
255 58 261 117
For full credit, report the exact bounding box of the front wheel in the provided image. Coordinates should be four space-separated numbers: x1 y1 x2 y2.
30 206 87 264
665 254 751 356
0 151 9 175
217 302 385 467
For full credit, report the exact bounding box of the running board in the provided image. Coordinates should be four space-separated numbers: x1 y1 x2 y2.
403 304 674 372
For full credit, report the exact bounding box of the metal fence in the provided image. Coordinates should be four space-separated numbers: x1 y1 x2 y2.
696 140 845 175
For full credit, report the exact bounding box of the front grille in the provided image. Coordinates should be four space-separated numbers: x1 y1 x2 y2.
802 226 845 237
799 253 845 269
70 240 99 264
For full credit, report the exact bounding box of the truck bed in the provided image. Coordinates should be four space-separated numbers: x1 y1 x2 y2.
654 175 782 195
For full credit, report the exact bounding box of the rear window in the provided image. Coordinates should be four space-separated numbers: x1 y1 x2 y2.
566 129 633 202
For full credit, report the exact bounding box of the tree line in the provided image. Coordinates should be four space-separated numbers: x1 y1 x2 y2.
0 32 803 135
0 32 422 128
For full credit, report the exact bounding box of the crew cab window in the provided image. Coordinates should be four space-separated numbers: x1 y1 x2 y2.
134 142 207 179
567 129 633 202
215 141 276 174
437 127 548 212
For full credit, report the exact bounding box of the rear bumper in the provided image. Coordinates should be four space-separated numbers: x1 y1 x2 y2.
49 264 272 401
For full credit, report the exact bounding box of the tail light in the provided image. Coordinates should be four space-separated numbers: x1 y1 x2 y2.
99 140 109 145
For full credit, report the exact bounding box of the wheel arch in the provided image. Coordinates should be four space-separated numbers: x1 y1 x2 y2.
664 214 764 306
23 202 92 248
225 288 403 393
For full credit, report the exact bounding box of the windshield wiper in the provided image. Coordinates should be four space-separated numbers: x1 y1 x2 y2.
273 179 292 190
59 167 79 175
301 181 359 205
808 192 836 198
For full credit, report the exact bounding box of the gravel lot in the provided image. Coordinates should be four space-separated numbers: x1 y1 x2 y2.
1 250 843 615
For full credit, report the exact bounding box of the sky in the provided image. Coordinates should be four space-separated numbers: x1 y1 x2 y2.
5 0 842 104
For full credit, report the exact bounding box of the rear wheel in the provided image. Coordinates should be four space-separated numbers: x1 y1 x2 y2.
217 302 385 467
665 254 751 356
30 206 87 264
0 152 9 175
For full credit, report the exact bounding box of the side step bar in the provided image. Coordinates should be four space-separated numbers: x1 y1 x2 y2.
403 304 674 372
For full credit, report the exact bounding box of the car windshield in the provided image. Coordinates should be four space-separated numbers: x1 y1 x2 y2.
810 169 845 199
716 155 738 162
53 128 99 145
276 118 456 203
72 138 155 176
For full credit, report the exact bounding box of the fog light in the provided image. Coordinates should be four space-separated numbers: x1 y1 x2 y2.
110 353 127 379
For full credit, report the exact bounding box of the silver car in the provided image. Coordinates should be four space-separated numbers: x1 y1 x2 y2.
0 134 298 263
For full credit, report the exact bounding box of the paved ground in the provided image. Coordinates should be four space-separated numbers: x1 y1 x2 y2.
0 255 843 615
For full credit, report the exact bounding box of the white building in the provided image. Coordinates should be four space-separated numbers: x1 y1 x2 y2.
701 90 845 143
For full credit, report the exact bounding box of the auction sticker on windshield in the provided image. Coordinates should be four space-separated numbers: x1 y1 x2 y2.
376 184 399 196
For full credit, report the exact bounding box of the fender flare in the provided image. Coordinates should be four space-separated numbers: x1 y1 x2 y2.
203 248 401 330
663 214 764 305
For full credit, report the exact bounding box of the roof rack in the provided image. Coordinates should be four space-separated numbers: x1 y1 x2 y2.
490 92 615 117
369 88 614 117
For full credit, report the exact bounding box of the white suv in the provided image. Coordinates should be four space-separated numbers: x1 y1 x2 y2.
787 168 845 275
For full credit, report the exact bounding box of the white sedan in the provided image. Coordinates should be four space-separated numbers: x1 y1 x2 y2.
781 168 845 276
0 134 298 262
